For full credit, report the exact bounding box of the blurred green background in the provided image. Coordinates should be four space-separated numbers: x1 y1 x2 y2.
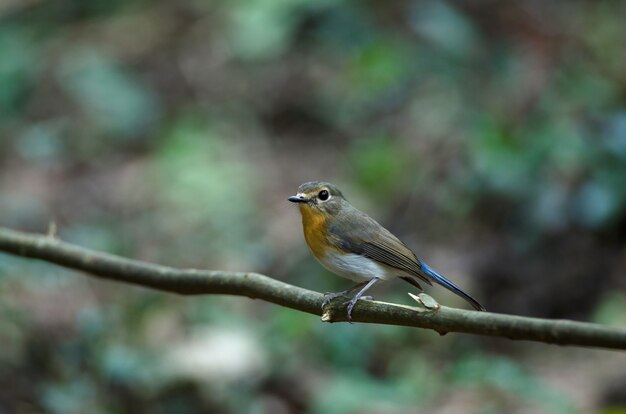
1 1 626 413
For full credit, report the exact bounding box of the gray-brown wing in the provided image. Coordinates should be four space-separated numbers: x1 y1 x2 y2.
327 209 432 286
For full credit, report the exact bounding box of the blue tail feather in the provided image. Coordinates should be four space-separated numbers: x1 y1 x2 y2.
421 262 485 311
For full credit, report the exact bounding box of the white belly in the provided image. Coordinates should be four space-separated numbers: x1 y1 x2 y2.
318 252 395 282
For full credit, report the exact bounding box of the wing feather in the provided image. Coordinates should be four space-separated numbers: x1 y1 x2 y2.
328 210 432 286
361 238 432 286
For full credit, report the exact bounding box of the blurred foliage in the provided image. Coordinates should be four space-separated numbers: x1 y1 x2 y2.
1 0 626 413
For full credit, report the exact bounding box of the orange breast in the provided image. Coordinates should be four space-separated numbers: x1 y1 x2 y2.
300 205 329 260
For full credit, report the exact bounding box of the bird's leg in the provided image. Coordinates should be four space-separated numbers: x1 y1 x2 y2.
322 282 366 309
344 277 380 321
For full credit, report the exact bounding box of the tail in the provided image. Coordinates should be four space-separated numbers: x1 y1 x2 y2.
420 262 485 311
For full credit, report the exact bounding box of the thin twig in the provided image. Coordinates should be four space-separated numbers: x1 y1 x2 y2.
0 227 625 350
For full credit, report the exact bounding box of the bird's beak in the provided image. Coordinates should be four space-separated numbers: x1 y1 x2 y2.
288 194 308 203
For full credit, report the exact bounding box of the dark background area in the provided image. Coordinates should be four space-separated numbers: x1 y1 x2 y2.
1 1 625 413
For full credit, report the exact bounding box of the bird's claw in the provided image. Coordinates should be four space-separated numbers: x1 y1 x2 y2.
343 296 373 321
321 291 350 309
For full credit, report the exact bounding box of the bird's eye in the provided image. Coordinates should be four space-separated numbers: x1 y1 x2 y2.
318 190 330 201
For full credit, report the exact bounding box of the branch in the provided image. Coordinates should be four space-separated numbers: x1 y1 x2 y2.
0 227 625 351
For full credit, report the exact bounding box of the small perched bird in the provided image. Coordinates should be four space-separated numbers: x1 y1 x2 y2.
288 181 485 320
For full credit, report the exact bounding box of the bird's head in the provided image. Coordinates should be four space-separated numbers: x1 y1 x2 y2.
288 181 347 218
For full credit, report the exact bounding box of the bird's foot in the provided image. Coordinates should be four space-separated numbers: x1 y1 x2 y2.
322 291 351 309
343 296 373 321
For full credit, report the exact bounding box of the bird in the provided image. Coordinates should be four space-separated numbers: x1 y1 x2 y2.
288 181 485 320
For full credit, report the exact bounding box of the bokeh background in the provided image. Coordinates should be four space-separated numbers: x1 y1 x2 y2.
1 1 626 413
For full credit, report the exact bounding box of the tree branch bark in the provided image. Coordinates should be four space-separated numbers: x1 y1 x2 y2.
0 227 625 350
